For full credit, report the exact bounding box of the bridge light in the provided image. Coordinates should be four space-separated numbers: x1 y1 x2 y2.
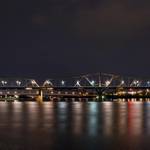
14 91 17 94
61 80 65 86
121 80 125 85
147 81 150 86
90 80 95 86
133 80 139 86
44 80 53 87
31 80 39 87
1 81 7 86
25 87 32 90
105 80 111 87
76 80 81 87
16 80 21 86
45 80 50 84
31 80 36 84
14 95 19 98
1 81 4 85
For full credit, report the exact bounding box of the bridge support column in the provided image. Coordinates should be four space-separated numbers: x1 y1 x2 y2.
96 88 104 102
36 89 43 102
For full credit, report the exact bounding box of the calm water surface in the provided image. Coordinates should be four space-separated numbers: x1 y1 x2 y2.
0 101 150 150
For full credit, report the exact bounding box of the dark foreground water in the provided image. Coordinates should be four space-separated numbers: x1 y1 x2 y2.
0 101 150 150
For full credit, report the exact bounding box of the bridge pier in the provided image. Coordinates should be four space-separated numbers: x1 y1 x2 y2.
35 89 43 102
95 88 104 102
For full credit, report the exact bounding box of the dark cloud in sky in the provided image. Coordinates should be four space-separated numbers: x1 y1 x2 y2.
0 0 150 79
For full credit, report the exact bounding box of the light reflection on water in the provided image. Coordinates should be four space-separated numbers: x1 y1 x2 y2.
0 101 149 149
127 102 143 136
87 102 99 136
102 102 113 137
72 102 84 136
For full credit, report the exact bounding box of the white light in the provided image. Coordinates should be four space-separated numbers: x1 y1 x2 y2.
76 80 81 86
121 80 125 84
147 81 150 86
105 80 111 86
133 80 139 86
25 87 32 90
31 80 39 87
46 80 50 84
1 81 7 85
31 80 36 84
1 81 5 85
14 95 19 98
61 80 65 85
16 80 21 86
44 80 53 86
91 80 95 86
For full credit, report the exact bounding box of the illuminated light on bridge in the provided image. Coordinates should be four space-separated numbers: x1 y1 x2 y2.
131 80 141 87
61 80 65 86
16 80 21 86
75 80 81 87
0 73 150 101
117 91 126 95
147 81 150 86
31 80 39 87
105 80 111 87
121 80 125 84
43 80 53 87
90 80 95 86
25 87 32 90
128 91 136 95
1 81 7 86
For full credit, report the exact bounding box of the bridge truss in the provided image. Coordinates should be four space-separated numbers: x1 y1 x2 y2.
0 73 150 101
0 73 149 88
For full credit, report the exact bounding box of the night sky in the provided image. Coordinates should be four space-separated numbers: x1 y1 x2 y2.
1 0 150 79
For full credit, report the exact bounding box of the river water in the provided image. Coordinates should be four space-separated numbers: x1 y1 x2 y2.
0 101 150 150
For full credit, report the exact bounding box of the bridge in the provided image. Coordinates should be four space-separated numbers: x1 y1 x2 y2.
0 73 150 102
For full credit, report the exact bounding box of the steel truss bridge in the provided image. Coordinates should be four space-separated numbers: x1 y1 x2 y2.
0 73 150 101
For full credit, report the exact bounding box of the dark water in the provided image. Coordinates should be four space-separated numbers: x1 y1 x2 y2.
0 101 150 150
